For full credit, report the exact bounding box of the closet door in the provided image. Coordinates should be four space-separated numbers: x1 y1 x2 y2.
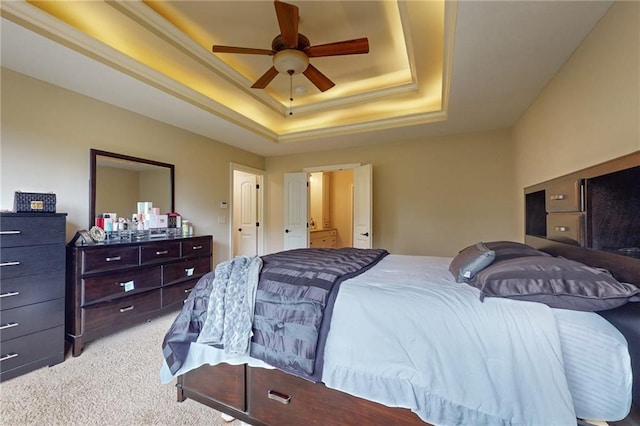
352 164 372 249
283 172 309 250
233 170 258 257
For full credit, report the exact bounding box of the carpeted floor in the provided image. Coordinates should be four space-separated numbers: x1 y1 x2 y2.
0 313 240 426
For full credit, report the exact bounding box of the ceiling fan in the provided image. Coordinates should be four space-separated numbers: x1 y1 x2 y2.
211 0 369 92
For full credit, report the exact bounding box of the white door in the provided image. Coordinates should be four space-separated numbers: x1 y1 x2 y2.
284 172 309 250
352 164 372 249
233 170 258 257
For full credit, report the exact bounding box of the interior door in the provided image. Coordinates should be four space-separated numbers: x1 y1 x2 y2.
284 172 309 250
352 164 372 249
233 170 258 257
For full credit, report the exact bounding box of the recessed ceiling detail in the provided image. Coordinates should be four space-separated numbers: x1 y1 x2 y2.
6 0 452 144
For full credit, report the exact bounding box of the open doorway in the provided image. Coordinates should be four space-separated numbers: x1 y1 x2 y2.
309 170 353 248
284 163 371 250
230 163 265 258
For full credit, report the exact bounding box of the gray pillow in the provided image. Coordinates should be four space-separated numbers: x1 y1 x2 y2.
468 256 640 311
449 242 496 283
483 241 551 262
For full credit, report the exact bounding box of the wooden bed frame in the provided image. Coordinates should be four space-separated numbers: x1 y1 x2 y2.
175 153 640 425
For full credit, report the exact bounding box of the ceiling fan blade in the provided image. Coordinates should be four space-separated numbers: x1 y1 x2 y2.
306 38 369 58
303 64 335 92
274 1 299 48
251 66 280 89
212 45 275 55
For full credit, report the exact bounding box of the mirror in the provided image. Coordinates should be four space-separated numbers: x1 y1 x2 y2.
90 149 175 228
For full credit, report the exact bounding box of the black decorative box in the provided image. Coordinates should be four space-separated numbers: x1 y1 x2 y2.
13 191 57 213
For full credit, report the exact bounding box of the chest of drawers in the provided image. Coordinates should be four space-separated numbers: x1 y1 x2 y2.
67 235 212 356
309 229 337 248
0 213 67 381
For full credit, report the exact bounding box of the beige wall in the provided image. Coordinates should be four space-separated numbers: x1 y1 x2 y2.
265 129 518 257
513 1 640 236
0 69 264 263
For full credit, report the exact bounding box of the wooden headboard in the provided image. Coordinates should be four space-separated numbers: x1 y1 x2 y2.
524 151 640 408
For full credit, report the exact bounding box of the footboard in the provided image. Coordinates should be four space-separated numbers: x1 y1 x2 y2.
177 364 261 425
177 363 429 425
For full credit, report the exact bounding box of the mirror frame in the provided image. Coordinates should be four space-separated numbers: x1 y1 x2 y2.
89 149 175 228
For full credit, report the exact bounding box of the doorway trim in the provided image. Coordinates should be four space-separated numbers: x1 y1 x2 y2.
302 163 361 173
230 163 265 259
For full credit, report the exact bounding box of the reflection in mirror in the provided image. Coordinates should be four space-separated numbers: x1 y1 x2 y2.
90 149 174 228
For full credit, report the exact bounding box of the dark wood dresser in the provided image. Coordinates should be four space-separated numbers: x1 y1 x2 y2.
0 212 67 381
66 235 212 356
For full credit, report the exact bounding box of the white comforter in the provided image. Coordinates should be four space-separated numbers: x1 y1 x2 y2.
322 255 630 425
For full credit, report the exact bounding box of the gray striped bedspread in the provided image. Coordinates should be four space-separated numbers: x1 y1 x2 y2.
162 247 388 382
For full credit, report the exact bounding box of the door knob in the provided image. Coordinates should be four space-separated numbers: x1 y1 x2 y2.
285 229 290 233
238 228 242 232
360 232 369 237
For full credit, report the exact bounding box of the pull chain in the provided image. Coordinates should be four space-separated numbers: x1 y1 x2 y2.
288 70 294 116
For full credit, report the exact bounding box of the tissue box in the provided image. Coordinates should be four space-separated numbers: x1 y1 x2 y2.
13 191 56 213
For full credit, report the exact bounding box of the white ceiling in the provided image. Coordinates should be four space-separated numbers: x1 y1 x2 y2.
0 1 613 157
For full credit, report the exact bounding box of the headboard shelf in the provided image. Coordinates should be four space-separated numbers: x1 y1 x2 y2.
525 151 640 285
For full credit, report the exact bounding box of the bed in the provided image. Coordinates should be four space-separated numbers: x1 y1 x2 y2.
160 242 640 425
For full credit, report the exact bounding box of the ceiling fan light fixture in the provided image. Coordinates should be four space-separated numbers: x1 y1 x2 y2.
273 49 309 75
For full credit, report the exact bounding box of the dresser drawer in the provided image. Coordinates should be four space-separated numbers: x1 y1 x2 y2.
140 242 181 265
83 266 161 306
310 236 337 248
547 213 584 246
181 363 245 411
181 237 212 258
163 257 211 287
0 326 64 379
162 278 199 308
0 245 64 280
546 179 583 212
83 289 161 332
0 215 65 248
0 298 64 342
0 271 65 310
82 246 139 275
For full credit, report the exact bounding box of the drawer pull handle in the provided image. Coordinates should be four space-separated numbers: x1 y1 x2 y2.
0 230 21 235
105 256 122 262
0 353 18 362
267 390 291 405
550 194 566 201
119 305 134 313
184 288 193 293
0 291 20 298
0 261 20 268
0 322 19 330
156 250 169 255
192 245 203 250
555 226 569 232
